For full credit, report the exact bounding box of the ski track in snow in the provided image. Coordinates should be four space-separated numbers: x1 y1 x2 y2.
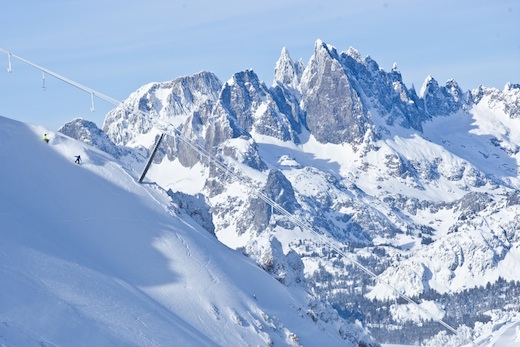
177 233 192 259
176 233 220 292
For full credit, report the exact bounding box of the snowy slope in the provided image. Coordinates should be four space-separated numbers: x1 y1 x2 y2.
0 116 375 346
474 317 520 347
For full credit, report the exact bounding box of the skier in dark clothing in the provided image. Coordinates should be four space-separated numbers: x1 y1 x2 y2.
43 134 49 143
74 155 82 164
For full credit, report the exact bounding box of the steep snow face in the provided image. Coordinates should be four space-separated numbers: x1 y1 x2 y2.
0 116 378 346
470 84 520 159
364 83 520 301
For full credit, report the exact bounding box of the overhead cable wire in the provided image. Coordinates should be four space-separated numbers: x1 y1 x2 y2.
0 48 121 106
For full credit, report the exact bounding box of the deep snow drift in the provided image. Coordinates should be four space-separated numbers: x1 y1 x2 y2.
0 115 371 346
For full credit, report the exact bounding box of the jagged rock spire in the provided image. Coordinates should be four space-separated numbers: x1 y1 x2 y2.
274 47 304 89
421 75 464 116
300 39 370 145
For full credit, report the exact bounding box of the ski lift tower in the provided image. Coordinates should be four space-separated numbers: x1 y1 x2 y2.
138 133 165 183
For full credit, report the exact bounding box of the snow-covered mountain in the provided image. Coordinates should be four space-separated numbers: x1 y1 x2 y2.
0 115 378 346
57 40 520 346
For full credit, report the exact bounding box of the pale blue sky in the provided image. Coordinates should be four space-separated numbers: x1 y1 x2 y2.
0 0 518 130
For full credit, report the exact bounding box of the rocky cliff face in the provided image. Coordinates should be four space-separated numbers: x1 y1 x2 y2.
62 40 520 346
59 117 123 157
300 40 371 145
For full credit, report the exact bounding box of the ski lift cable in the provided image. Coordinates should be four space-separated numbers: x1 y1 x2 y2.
0 48 121 106
0 48 469 343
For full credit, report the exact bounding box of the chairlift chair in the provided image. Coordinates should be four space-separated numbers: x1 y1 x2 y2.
90 92 95 112
7 52 12 73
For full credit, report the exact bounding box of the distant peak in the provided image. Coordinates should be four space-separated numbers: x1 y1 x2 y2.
505 82 520 91
60 117 95 129
445 79 460 90
277 47 292 64
420 75 438 97
312 39 340 61
313 39 326 54
314 39 332 52
423 75 438 88
227 69 261 88
425 75 436 83
345 46 362 62
274 46 302 88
